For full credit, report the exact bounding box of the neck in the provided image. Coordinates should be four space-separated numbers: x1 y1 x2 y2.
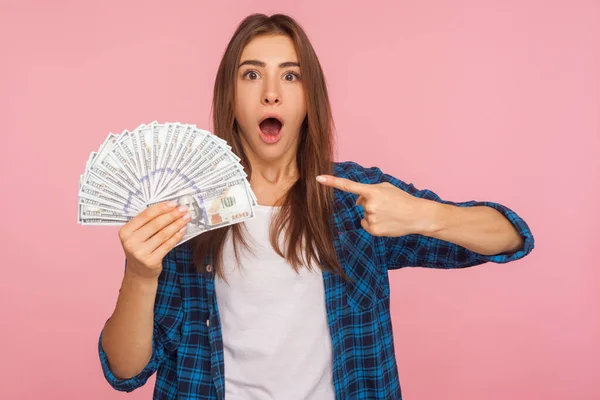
241 140 299 206
250 155 298 184
243 143 299 185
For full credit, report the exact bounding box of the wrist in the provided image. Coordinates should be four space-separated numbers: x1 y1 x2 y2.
123 267 160 294
413 199 449 236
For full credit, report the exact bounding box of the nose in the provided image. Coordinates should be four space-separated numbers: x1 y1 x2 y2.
262 77 281 105
262 91 280 105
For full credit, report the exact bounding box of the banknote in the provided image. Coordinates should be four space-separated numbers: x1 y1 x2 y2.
135 123 155 201
116 131 141 179
150 123 168 196
154 123 188 198
152 178 255 245
88 133 145 202
159 144 236 198
154 128 213 199
78 122 257 245
153 122 177 197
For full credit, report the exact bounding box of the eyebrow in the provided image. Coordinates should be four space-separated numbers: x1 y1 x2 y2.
238 60 300 68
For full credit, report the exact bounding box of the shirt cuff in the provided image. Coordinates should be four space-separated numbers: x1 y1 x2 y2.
98 328 163 392
468 200 535 263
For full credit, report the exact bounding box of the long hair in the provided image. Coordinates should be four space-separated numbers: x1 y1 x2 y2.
191 13 347 281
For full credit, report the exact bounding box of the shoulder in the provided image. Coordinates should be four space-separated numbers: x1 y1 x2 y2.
333 161 402 186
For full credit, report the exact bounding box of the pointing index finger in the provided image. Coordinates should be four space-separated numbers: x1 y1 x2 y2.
316 175 369 195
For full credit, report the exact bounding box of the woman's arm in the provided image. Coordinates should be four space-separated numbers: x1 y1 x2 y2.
415 198 524 256
318 163 534 269
101 270 158 380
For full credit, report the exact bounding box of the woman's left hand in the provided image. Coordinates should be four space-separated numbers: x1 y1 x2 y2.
316 175 437 237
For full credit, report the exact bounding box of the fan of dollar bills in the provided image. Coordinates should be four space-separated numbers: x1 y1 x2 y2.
78 121 257 245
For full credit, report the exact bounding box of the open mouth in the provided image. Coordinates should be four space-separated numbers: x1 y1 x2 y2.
259 117 283 135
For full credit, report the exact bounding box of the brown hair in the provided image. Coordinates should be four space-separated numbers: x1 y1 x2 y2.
191 13 347 281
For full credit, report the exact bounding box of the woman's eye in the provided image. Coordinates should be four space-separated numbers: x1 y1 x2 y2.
244 71 259 80
284 72 299 81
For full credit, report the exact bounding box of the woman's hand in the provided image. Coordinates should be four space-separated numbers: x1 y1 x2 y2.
118 201 192 280
316 175 436 237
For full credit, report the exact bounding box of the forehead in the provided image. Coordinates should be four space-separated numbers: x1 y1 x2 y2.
240 34 298 63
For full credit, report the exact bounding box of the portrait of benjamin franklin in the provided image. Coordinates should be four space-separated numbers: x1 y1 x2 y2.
177 195 206 232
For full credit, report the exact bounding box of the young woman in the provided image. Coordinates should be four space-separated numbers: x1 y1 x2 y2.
99 13 534 400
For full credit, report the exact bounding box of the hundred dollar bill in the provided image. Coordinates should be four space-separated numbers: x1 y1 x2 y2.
154 123 190 196
78 195 136 215
111 135 143 195
154 129 214 198
169 163 247 198
135 123 155 200
201 163 247 187
116 131 142 179
169 129 214 185
173 130 236 179
79 169 144 212
78 217 128 226
128 124 150 201
150 122 194 198
160 124 195 194
162 143 240 198
89 133 145 203
152 178 255 245
153 122 176 197
150 123 168 196
78 203 132 221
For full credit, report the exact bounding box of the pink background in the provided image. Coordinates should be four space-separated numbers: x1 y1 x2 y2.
1 1 598 399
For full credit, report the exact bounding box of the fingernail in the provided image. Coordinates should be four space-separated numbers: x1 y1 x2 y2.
316 176 326 183
178 205 189 213
168 201 178 207
183 213 192 221
179 227 187 234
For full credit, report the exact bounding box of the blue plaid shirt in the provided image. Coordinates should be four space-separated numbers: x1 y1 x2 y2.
98 161 535 399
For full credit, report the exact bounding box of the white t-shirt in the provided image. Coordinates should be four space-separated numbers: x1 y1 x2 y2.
215 205 335 400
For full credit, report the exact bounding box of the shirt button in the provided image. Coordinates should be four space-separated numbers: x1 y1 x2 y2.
206 319 210 327
206 264 213 273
